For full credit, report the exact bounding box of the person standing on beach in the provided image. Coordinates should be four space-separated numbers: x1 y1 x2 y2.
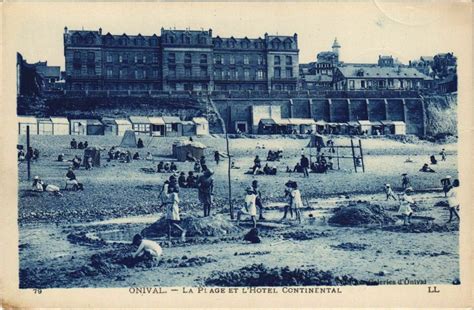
162 181 186 241
197 169 214 217
446 179 460 223
300 155 309 178
214 151 220 165
441 175 452 198
290 181 303 223
401 173 411 190
252 180 265 221
440 148 447 161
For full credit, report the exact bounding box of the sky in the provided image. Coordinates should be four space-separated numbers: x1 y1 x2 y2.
4 1 470 70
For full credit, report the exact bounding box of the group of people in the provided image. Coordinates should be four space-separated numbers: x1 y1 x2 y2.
157 161 178 173
266 149 283 162
70 138 88 150
17 147 40 162
249 156 277 175
107 147 136 163
384 172 460 224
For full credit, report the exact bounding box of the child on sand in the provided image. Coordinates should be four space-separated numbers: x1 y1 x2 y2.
132 234 162 259
237 187 257 228
398 189 414 225
290 181 303 224
384 184 397 200
446 179 460 223
162 182 186 241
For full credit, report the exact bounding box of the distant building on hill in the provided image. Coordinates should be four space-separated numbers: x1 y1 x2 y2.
333 64 433 90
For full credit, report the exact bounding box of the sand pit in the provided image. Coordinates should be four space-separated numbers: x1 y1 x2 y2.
382 222 459 233
328 202 396 226
142 214 242 238
280 230 330 241
204 263 374 286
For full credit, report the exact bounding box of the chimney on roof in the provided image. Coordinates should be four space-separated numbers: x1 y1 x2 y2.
99 28 102 35
64 26 68 34
209 28 212 36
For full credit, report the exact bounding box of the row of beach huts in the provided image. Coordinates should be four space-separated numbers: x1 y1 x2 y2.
17 116 209 137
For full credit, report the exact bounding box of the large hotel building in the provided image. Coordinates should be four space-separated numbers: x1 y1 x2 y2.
64 27 299 92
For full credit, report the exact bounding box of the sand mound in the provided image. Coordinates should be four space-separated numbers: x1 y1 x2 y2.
205 264 374 286
331 242 369 251
328 202 396 226
142 214 242 238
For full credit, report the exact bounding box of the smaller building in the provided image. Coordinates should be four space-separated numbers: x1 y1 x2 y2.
258 118 278 134
37 118 54 135
149 117 165 136
181 121 196 137
36 62 62 90
380 120 406 135
18 116 38 135
333 65 433 90
192 117 209 136
173 141 206 162
86 119 104 135
50 117 70 135
102 118 119 136
129 116 151 135
162 116 183 137
70 119 88 135
116 119 133 136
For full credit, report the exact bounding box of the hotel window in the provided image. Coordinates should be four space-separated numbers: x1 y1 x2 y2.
274 56 280 65
243 55 249 65
153 54 158 63
200 54 207 64
200 66 207 77
168 53 175 64
143 56 147 63
168 66 176 77
143 69 147 79
230 69 237 79
106 68 113 78
153 69 159 78
230 56 235 65
215 69 222 79
119 55 123 63
134 70 139 79
361 80 366 88
87 52 95 61
258 56 263 65
349 80 355 89
244 69 250 80
214 55 222 65
106 53 112 63
184 53 192 64
185 67 192 77
87 67 95 75
286 56 292 65
257 69 264 80
388 80 394 88
134 55 138 63
286 68 293 78
274 67 281 78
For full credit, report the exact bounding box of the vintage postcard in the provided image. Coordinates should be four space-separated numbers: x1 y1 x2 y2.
1 1 472 308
